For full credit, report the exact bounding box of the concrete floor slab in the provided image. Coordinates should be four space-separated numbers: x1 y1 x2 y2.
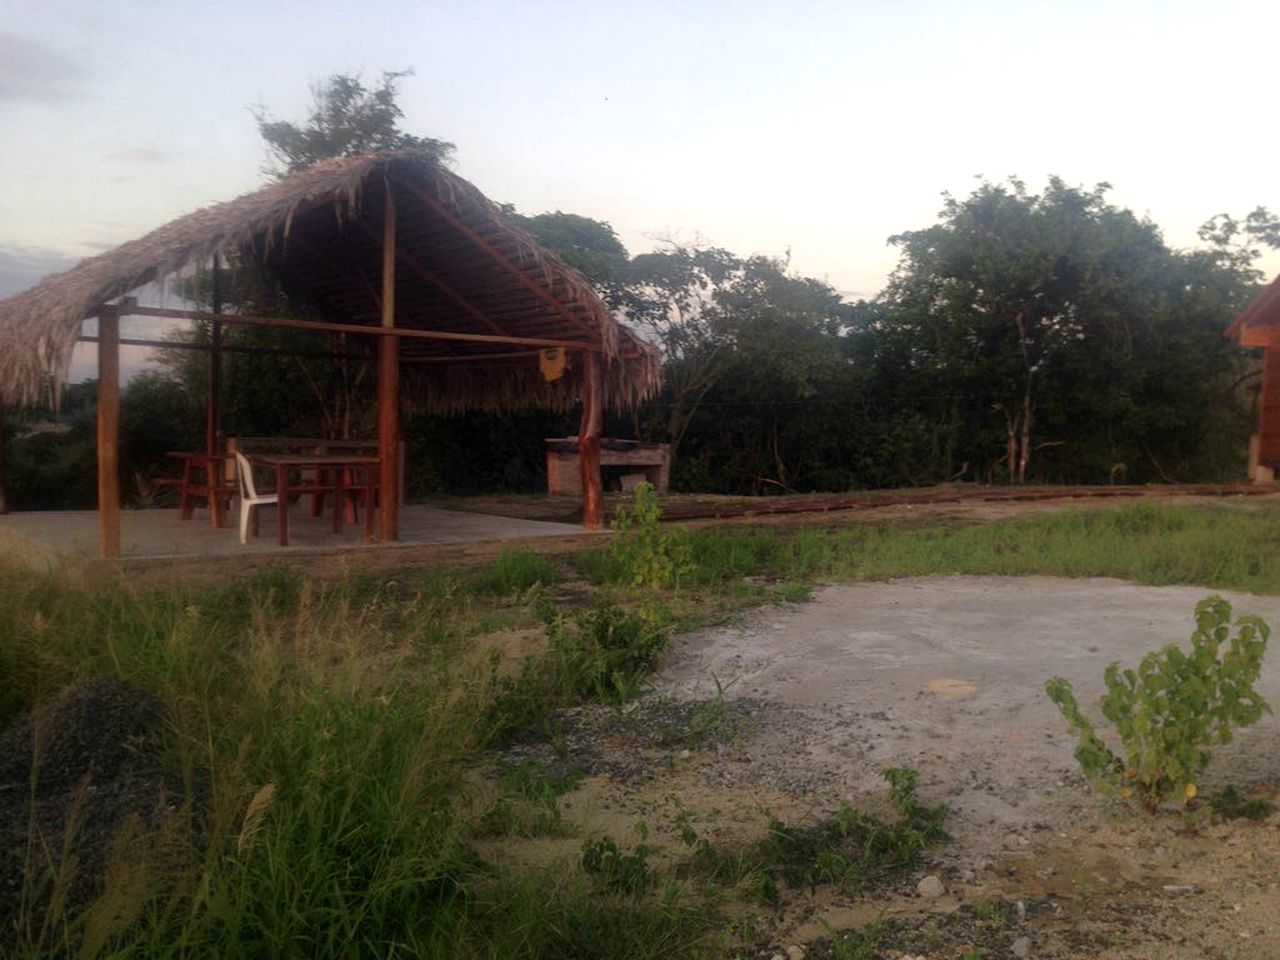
0 503 593 563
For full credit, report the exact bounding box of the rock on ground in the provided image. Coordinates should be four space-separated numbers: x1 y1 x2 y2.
916 874 946 898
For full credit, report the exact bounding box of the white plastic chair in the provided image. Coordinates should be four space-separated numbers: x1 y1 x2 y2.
235 452 278 544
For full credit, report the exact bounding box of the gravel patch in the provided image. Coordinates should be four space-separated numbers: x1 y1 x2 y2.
0 677 188 944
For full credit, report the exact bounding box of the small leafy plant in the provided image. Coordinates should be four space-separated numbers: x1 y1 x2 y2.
547 600 671 702
580 834 655 894
610 482 695 590
677 768 947 904
1046 596 1271 812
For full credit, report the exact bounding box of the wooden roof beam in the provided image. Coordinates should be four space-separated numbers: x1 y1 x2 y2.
396 178 598 341
403 349 543 364
115 304 601 352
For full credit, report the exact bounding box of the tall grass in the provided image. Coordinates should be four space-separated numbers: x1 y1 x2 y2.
5 500 1279 957
576 502 1280 596
0 563 713 959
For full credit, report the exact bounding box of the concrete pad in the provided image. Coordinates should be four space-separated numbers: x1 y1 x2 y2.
0 504 594 563
660 576 1280 838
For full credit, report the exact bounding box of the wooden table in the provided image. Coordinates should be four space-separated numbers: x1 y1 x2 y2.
167 452 234 527
252 454 379 547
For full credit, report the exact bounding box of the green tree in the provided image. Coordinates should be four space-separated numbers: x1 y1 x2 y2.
879 178 1259 484
666 254 846 491
253 70 453 178
508 210 633 309
158 71 452 444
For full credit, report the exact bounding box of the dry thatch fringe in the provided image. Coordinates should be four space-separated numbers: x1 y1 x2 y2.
0 149 659 408
236 782 277 855
401 350 661 416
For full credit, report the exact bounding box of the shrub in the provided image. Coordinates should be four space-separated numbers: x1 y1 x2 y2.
1046 596 1271 812
610 483 695 590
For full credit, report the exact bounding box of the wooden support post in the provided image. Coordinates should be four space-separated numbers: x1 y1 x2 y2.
0 391 8 515
579 353 604 530
378 182 400 541
206 254 223 457
97 308 121 557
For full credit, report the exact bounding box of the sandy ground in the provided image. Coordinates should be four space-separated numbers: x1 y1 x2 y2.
545 577 1280 958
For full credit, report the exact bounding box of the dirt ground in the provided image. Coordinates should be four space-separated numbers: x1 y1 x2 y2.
445 484 1271 526
523 577 1280 959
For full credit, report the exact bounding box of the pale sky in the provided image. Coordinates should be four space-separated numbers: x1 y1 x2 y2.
2 0 1279 313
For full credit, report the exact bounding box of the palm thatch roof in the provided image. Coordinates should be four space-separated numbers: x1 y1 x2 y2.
0 149 659 411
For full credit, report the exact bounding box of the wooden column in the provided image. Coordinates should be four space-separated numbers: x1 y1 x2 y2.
205 255 223 456
578 353 604 530
378 182 400 541
97 308 121 557
0 391 8 515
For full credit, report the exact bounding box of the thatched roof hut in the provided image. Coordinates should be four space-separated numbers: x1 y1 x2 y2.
0 148 659 410
0 149 657 549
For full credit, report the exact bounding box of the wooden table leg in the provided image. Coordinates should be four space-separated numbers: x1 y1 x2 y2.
276 464 289 546
208 459 224 528
344 468 358 524
310 468 326 517
363 476 375 542
179 457 194 520
333 469 345 533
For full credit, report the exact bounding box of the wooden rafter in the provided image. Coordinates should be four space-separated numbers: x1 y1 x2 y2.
354 221 509 337
397 179 598 341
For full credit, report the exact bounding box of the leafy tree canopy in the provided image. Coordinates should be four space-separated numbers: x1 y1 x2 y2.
253 70 453 178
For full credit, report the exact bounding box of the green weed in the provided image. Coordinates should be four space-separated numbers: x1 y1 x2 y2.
546 601 672 703
681 769 947 904
477 760 581 838
1208 784 1277 821
471 549 561 596
581 835 657 894
610 482 695 590
1047 596 1272 811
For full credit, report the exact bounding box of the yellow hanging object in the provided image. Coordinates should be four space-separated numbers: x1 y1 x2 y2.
539 347 568 383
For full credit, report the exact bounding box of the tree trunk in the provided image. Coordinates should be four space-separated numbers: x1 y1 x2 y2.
1017 374 1034 484
1012 309 1037 484
1006 418 1018 485
770 413 788 489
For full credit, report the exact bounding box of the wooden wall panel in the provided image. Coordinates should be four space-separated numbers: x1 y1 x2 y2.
1258 348 1280 467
